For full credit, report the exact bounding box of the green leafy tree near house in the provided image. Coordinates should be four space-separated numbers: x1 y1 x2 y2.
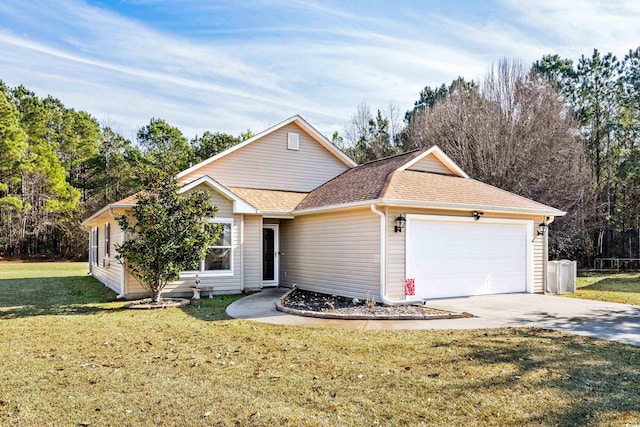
115 174 219 304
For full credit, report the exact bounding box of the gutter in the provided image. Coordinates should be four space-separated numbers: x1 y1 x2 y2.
294 199 565 218
370 204 426 306
379 199 566 217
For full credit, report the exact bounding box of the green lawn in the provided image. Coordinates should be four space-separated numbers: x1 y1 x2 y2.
1 263 639 426
563 271 640 305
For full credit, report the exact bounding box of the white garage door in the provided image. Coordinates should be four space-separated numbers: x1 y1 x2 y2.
406 216 529 299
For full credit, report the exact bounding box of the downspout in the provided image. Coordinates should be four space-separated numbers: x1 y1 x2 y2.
543 216 555 294
370 204 425 305
240 215 245 292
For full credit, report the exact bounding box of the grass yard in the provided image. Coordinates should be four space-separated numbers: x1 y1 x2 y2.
563 271 640 305
1 263 639 426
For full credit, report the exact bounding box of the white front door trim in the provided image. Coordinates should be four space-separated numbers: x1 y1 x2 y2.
262 224 279 287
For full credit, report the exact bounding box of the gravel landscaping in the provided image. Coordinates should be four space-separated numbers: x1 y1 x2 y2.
278 288 470 320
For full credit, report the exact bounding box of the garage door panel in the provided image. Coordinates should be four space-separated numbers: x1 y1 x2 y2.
406 217 528 299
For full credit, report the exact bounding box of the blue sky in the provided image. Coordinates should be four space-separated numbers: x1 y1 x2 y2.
1 0 640 140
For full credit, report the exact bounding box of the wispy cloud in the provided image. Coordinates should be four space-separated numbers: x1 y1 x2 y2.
0 0 639 139
499 0 640 58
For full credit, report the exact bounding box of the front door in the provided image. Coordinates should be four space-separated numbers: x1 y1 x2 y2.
263 224 279 286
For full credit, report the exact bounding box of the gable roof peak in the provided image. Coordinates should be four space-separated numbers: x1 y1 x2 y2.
176 115 356 180
396 145 469 178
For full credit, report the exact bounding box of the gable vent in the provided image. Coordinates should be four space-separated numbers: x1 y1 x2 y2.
287 132 300 151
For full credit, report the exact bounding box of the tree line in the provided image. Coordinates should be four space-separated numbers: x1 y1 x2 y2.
0 82 247 259
2 46 639 264
336 48 640 265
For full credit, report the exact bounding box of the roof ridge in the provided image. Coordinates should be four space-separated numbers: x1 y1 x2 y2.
379 169 398 199
358 148 423 166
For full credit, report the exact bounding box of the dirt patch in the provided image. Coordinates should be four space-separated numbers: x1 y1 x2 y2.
278 288 472 320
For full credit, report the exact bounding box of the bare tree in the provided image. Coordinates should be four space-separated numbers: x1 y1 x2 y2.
343 101 373 148
385 100 403 147
406 59 597 261
340 101 405 164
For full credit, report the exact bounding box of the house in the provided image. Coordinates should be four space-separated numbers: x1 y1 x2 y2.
82 115 565 302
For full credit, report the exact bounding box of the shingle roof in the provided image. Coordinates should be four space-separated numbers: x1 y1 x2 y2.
228 187 307 212
106 187 307 214
385 170 563 213
96 149 564 218
295 150 423 210
295 149 564 215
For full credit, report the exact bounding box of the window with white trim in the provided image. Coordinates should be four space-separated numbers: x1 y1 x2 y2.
105 222 111 258
201 219 233 273
90 227 99 265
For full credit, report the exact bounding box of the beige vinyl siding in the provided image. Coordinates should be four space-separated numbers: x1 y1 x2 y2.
407 154 453 175
178 123 349 192
124 271 147 298
532 216 547 293
90 218 124 295
280 208 380 300
385 208 547 298
385 208 406 300
185 184 234 216
243 215 262 289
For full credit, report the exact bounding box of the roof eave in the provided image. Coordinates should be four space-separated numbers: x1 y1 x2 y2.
81 204 134 228
293 200 380 215
293 198 566 217
379 199 566 216
291 115 357 168
257 211 296 219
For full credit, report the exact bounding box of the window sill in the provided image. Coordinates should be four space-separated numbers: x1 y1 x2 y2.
180 271 234 278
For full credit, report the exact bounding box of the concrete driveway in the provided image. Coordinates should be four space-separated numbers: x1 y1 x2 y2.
425 293 640 346
226 289 640 346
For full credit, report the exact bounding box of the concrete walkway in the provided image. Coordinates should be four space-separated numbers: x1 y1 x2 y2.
226 288 640 346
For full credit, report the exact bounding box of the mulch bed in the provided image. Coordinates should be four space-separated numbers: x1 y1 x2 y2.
277 288 472 320
124 298 191 309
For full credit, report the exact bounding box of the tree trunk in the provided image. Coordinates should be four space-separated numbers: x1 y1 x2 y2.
151 276 164 304
151 286 162 304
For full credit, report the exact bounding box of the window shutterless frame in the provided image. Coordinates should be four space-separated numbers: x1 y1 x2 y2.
183 218 234 277
91 227 99 265
105 223 111 258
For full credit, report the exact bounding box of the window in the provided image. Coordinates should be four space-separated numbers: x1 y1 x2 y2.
105 223 111 258
201 219 233 274
90 227 99 265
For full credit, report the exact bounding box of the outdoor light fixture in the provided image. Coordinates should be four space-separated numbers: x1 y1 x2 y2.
537 218 550 236
472 211 484 221
394 215 406 233
532 217 550 242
